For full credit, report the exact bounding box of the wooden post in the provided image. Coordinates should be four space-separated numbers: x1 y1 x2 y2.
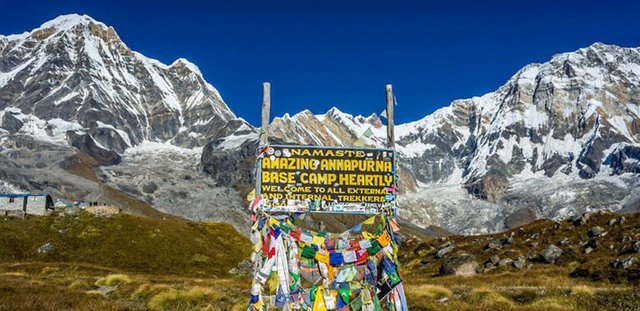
385 84 395 148
260 82 271 145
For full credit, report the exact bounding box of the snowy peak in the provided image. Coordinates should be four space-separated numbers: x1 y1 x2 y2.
170 58 204 77
0 14 243 152
40 14 106 32
401 43 640 192
268 106 387 148
266 43 640 202
3 13 121 46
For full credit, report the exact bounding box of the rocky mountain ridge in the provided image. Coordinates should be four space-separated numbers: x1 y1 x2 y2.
1 14 639 235
0 14 250 153
247 42 640 233
0 14 252 231
264 43 640 190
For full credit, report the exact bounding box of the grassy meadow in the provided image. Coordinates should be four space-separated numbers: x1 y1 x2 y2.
0 211 638 310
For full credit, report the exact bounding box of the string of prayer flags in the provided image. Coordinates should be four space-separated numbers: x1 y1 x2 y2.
248 211 407 310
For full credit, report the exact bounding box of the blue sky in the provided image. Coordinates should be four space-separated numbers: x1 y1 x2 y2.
1 0 639 125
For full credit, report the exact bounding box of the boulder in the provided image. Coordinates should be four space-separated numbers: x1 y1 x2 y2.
436 242 456 259
513 257 526 269
464 174 508 203
201 137 259 187
633 241 640 254
588 226 605 238
611 256 635 269
573 213 591 226
539 244 563 263
608 218 618 226
485 239 503 250
559 237 569 245
37 242 54 254
1 112 23 134
440 254 479 276
490 255 500 265
498 258 513 267
66 131 121 166
585 238 599 250
484 255 500 268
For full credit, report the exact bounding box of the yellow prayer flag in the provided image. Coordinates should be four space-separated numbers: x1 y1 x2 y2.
312 236 326 247
315 251 330 264
246 189 256 202
269 217 280 228
362 287 372 304
254 299 264 309
362 215 376 225
362 231 375 239
313 287 327 311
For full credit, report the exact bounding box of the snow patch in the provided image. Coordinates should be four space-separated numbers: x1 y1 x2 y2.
95 121 132 147
217 132 256 151
0 59 34 88
124 141 202 156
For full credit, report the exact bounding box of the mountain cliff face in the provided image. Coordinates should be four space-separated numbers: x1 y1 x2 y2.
1 14 638 235
253 43 640 233
0 14 246 152
266 43 640 193
0 14 251 231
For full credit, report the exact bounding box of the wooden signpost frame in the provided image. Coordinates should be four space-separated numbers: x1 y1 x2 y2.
247 83 407 310
259 82 395 153
255 83 398 216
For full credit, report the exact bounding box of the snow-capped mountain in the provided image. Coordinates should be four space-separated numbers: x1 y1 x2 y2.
266 43 640 194
255 42 640 233
0 14 248 153
0 14 253 232
1 14 638 234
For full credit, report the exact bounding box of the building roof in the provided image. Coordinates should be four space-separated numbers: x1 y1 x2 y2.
0 193 50 198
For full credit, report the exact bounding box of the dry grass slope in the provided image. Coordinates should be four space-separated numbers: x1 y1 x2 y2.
0 209 638 310
0 211 252 277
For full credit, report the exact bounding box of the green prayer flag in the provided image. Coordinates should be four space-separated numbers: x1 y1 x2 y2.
373 292 382 311
367 242 381 255
389 270 401 285
350 294 363 310
289 272 300 291
338 288 350 304
280 223 291 233
375 222 384 235
301 245 317 259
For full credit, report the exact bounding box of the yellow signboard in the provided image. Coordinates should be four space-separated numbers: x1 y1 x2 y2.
257 145 396 214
